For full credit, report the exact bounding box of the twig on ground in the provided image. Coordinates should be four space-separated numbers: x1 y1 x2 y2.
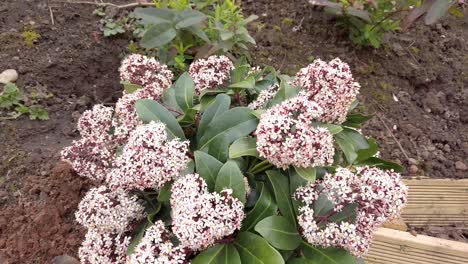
49 6 55 25
376 112 410 162
52 0 154 9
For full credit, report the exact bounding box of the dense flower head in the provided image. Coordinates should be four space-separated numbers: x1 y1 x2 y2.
128 221 190 264
292 58 360 123
294 167 408 257
188 55 234 95
75 186 145 234
108 121 190 191
256 95 335 169
119 54 173 90
78 230 130 264
113 84 166 142
171 174 245 251
61 138 115 182
77 104 114 142
248 84 279 110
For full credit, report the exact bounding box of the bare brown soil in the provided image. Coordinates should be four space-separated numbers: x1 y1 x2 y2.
0 0 467 262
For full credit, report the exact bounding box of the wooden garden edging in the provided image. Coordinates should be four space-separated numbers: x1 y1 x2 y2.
366 228 468 264
401 178 468 226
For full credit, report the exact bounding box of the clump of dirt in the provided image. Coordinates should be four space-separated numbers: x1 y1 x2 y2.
0 162 91 263
242 0 468 179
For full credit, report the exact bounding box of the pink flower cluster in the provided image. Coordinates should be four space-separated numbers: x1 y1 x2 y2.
108 121 190 191
170 174 245 251
115 55 174 141
79 230 131 264
294 167 408 257
248 84 279 110
75 186 145 234
292 58 360 123
119 54 173 91
61 105 117 182
188 55 234 95
128 221 190 264
256 96 335 169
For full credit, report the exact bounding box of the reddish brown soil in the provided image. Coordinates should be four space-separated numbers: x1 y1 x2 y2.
0 0 467 263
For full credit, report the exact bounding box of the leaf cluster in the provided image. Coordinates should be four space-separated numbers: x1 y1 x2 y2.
0 83 49 120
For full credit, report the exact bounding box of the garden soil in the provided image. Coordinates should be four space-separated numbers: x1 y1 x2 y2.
0 0 467 262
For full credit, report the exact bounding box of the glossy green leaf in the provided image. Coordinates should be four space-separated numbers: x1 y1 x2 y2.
135 99 186 139
194 151 223 192
301 242 358 264
334 128 369 164
266 170 297 228
327 203 357 224
289 169 308 217
242 183 278 231
215 160 246 203
357 157 404 172
173 72 194 112
229 137 259 159
255 216 301 250
141 23 177 48
287 258 315 264
355 138 378 163
317 123 343 135
293 167 316 182
234 232 284 264
229 76 256 89
343 113 373 128
157 181 172 202
192 244 241 264
198 107 258 150
197 94 231 141
208 135 230 163
162 86 183 113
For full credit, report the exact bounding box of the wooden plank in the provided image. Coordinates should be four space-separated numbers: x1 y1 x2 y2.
366 228 468 264
401 179 468 226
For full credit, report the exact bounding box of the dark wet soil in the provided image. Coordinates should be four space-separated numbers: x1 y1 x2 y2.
0 0 467 262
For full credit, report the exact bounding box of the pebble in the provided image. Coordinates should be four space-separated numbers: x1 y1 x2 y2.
408 158 418 165
52 255 80 264
455 161 467 171
409 165 419 174
0 69 18 84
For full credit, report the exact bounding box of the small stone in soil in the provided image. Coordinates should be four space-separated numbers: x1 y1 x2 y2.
455 161 467 171
52 255 80 264
0 69 18 84
409 165 419 174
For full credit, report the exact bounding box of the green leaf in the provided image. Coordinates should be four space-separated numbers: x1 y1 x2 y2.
242 183 278 231
208 135 230 162
195 151 223 192
162 86 183 113
313 188 334 216
173 72 194 112
425 0 454 25
287 258 315 264
343 113 373 128
234 232 284 264
229 137 259 159
135 99 186 139
355 138 378 163
334 128 369 164
134 7 174 26
357 157 404 172
268 80 300 107
157 181 172 202
315 123 343 135
120 81 142 94
252 109 267 119
141 23 177 49
327 203 357 224
255 216 301 250
178 108 198 126
301 242 358 264
28 106 49 120
229 76 256 89
215 160 246 203
174 9 207 29
266 170 297 228
198 107 258 150
289 169 307 217
192 244 241 264
293 167 316 182
127 221 149 256
197 94 231 141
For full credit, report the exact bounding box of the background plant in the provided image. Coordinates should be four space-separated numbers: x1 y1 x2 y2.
0 83 49 120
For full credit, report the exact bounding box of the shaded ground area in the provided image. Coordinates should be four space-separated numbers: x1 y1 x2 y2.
0 0 467 262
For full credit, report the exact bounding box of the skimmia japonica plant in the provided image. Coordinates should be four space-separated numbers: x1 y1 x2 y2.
62 53 408 263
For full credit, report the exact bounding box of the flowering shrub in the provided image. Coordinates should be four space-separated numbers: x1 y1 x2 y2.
63 54 407 263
